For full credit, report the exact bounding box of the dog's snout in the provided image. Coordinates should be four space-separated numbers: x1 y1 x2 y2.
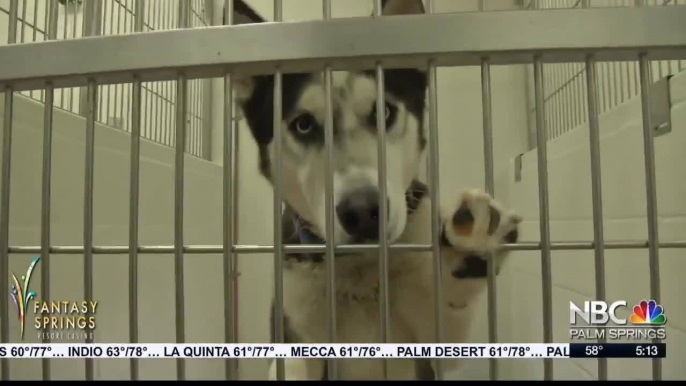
336 187 388 242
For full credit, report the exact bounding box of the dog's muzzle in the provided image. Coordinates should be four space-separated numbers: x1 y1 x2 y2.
336 187 390 242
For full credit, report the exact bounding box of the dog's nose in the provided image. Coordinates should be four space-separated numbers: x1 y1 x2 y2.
336 187 388 241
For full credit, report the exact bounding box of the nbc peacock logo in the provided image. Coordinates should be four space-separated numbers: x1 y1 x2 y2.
9 257 40 340
630 300 666 326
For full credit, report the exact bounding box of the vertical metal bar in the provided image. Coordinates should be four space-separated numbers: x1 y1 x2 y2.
322 0 337 380
555 65 562 137
580 64 587 124
153 80 159 143
113 0 123 127
173 0 190 380
20 0 27 43
603 62 611 114
127 1 144 381
191 80 196 155
83 79 97 382
425 1 445 382
533 57 553 381
174 74 187 381
572 63 582 127
638 54 662 382
165 82 170 146
69 1 77 112
164 0 171 146
60 0 68 110
97 4 106 120
195 80 200 155
39 2 59 380
427 63 446 381
40 82 55 381
222 0 237 380
171 82 176 148
622 61 629 104
612 62 622 107
187 82 192 153
562 63 574 133
1 2 18 381
272 0 285 380
36 1 48 100
128 73 142 382
32 0 38 43
481 58 498 381
570 65 576 129
372 0 390 379
584 56 608 382
155 0 163 140
122 0 131 130
0 92 12 383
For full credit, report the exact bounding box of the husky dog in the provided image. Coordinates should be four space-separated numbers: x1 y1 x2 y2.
231 0 522 380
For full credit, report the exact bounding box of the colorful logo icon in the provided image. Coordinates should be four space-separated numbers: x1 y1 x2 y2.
630 299 666 325
9 257 40 339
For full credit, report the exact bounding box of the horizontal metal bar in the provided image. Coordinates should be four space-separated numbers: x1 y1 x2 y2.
1 7 686 91
6 241 686 255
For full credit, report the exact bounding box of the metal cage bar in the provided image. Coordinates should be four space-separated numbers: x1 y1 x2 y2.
6 240 686 255
0 2 19 378
322 0 337 380
638 54 663 381
223 1 238 381
3 8 686 90
372 0 391 380
173 3 190 380
128 71 142 381
533 57 554 381
272 0 286 382
425 1 445 381
40 82 54 381
584 55 608 381
127 1 146 381
480 58 499 381
83 78 97 382
39 0 59 381
173 70 188 381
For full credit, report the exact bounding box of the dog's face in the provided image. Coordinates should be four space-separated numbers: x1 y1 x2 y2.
233 0 428 244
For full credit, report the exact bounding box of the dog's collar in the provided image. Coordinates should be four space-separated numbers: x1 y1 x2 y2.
295 219 326 245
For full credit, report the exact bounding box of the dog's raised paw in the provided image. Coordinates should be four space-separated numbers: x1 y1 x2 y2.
441 189 521 259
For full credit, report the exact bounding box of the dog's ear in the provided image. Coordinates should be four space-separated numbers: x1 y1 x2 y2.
381 0 426 16
229 0 267 24
226 0 268 105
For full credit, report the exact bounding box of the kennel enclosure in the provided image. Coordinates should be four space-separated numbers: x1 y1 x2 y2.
1 0 686 381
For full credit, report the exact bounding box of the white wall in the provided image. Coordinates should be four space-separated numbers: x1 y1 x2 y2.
499 70 686 380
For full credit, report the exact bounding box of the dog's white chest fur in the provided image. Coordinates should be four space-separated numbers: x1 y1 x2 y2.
280 253 429 380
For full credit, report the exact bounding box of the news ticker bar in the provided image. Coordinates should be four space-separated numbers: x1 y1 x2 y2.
0 343 666 359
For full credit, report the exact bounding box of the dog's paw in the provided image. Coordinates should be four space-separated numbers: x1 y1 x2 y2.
441 189 521 278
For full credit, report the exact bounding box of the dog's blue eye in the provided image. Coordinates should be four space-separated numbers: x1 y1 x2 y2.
370 102 397 130
291 114 315 135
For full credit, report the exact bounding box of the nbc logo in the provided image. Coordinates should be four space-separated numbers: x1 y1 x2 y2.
569 299 667 341
630 300 666 325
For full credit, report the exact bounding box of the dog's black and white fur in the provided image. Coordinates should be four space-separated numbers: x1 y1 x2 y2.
231 0 522 380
